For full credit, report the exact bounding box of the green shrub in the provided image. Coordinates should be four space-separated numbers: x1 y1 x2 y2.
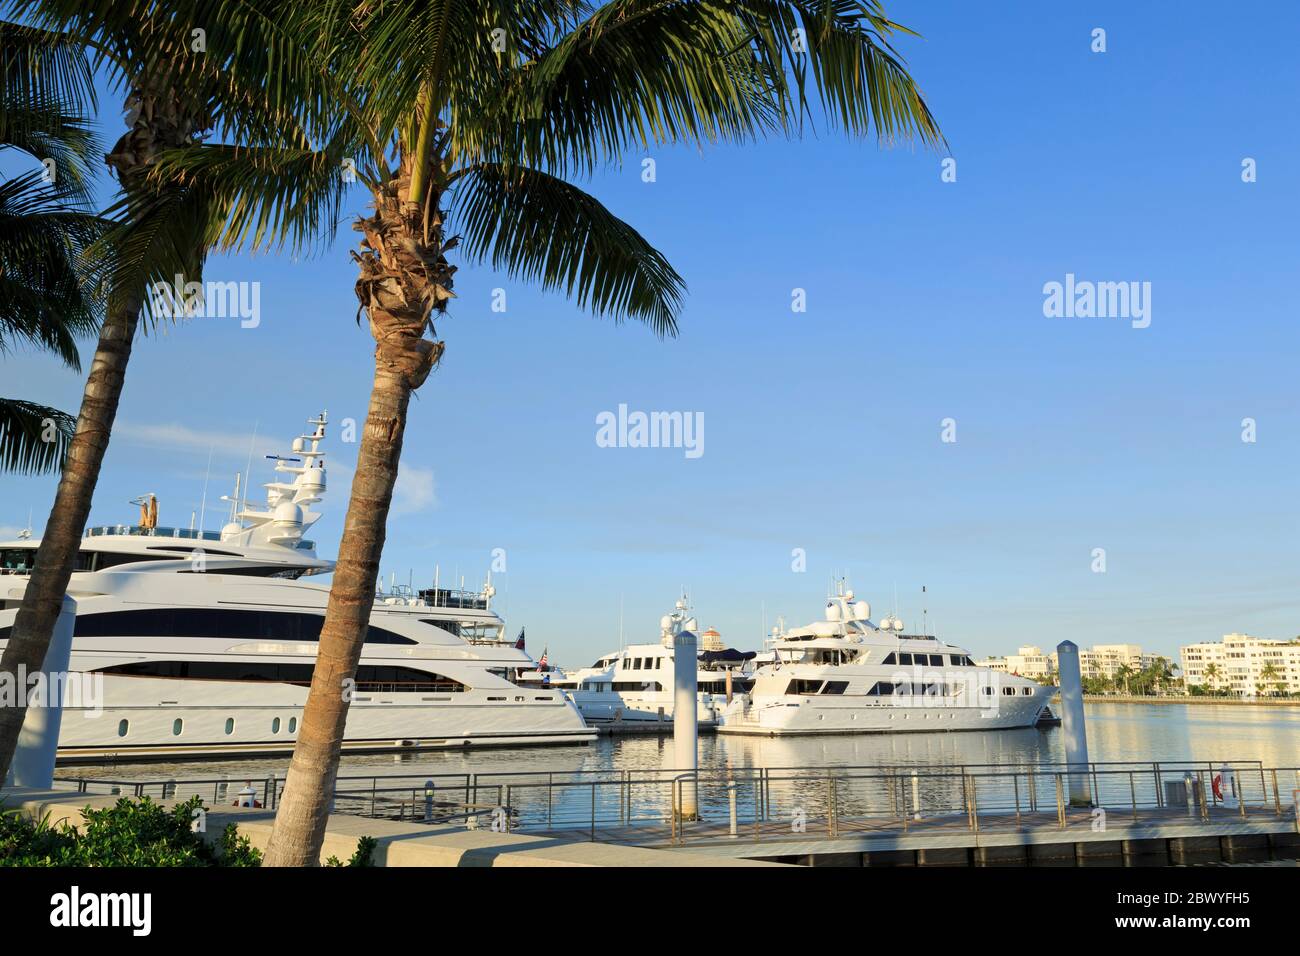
324 835 377 867
1 796 261 867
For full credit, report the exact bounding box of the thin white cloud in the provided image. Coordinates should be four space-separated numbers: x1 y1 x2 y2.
393 464 437 515
116 421 279 460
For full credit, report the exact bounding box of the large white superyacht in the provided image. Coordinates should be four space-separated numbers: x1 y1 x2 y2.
0 413 594 761
719 583 1054 735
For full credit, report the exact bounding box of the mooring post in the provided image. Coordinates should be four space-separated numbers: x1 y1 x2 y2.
1056 640 1092 806
7 596 76 789
672 625 699 818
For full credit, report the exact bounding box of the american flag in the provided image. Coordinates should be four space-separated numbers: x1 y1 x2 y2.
514 628 525 651
537 647 549 672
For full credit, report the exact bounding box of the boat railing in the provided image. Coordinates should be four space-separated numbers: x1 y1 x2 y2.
81 525 314 551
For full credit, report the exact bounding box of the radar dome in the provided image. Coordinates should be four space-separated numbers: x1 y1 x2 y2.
892 618 905 632
273 502 304 527
852 601 871 621
825 601 842 621
660 615 674 631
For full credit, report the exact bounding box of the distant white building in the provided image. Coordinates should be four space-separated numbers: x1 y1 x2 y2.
975 645 1055 680
1077 644 1169 682
976 642 1174 689
1180 633 1300 697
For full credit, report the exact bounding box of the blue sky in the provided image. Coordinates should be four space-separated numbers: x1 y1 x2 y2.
4 1 1300 666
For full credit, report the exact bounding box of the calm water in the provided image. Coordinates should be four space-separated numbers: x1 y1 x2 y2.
62 702 1300 785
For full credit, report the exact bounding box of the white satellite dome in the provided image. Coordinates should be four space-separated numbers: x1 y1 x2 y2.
825 601 842 622
292 437 306 453
273 502 304 528
660 615 674 631
852 600 871 621
219 521 243 540
892 618 905 632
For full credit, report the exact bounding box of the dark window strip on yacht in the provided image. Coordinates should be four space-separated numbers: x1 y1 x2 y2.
93 659 466 692
68 608 418 644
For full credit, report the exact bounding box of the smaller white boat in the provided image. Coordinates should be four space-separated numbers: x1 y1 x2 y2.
521 598 755 725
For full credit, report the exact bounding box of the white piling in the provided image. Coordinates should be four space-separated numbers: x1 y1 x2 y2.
8 595 77 789
673 627 699 818
1056 640 1092 806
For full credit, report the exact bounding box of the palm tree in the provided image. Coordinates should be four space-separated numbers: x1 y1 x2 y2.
0 2 349 784
1259 663 1280 698
0 22 102 473
1115 664 1134 696
259 0 942 866
1203 662 1221 696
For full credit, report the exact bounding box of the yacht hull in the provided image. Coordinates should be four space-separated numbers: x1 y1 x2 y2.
719 687 1053 736
52 674 594 762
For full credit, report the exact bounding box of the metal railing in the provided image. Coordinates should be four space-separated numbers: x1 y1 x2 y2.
55 760 1300 848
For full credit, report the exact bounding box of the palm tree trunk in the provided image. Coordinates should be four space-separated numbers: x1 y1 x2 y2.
263 362 412 865
265 159 448 865
0 294 141 783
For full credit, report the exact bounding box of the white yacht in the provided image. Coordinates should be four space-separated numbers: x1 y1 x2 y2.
523 599 756 725
0 413 594 761
719 583 1054 735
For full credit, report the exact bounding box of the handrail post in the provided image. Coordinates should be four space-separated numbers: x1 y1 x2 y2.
1028 772 1036 813
1055 773 1065 828
970 776 979 833
1273 770 1282 816
1129 771 1138 823
590 782 596 842
1154 762 1162 808
1013 776 1021 829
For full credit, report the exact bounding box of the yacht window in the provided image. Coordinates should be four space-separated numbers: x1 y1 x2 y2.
224 718 235 735
898 653 913 665
982 687 993 696
93 660 468 692
272 718 281 733
1021 687 1033 695
612 681 664 691
172 718 183 736
117 719 129 737
181 565 310 579
288 717 297 732
821 681 849 695
632 658 643 670
928 655 944 667
0 548 36 572
72 608 419 644
1003 687 1015 696
784 679 824 695
880 653 896 666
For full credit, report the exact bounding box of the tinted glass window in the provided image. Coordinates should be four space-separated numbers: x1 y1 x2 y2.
72 608 417 644
94 659 466 691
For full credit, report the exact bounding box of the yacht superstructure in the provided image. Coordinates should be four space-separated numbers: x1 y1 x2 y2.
525 599 756 725
0 413 594 761
719 583 1053 735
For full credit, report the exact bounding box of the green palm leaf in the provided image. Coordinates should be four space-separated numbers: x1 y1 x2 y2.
455 163 684 335
0 399 75 474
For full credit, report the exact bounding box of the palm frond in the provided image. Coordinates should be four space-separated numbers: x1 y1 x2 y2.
455 162 684 336
0 398 75 474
